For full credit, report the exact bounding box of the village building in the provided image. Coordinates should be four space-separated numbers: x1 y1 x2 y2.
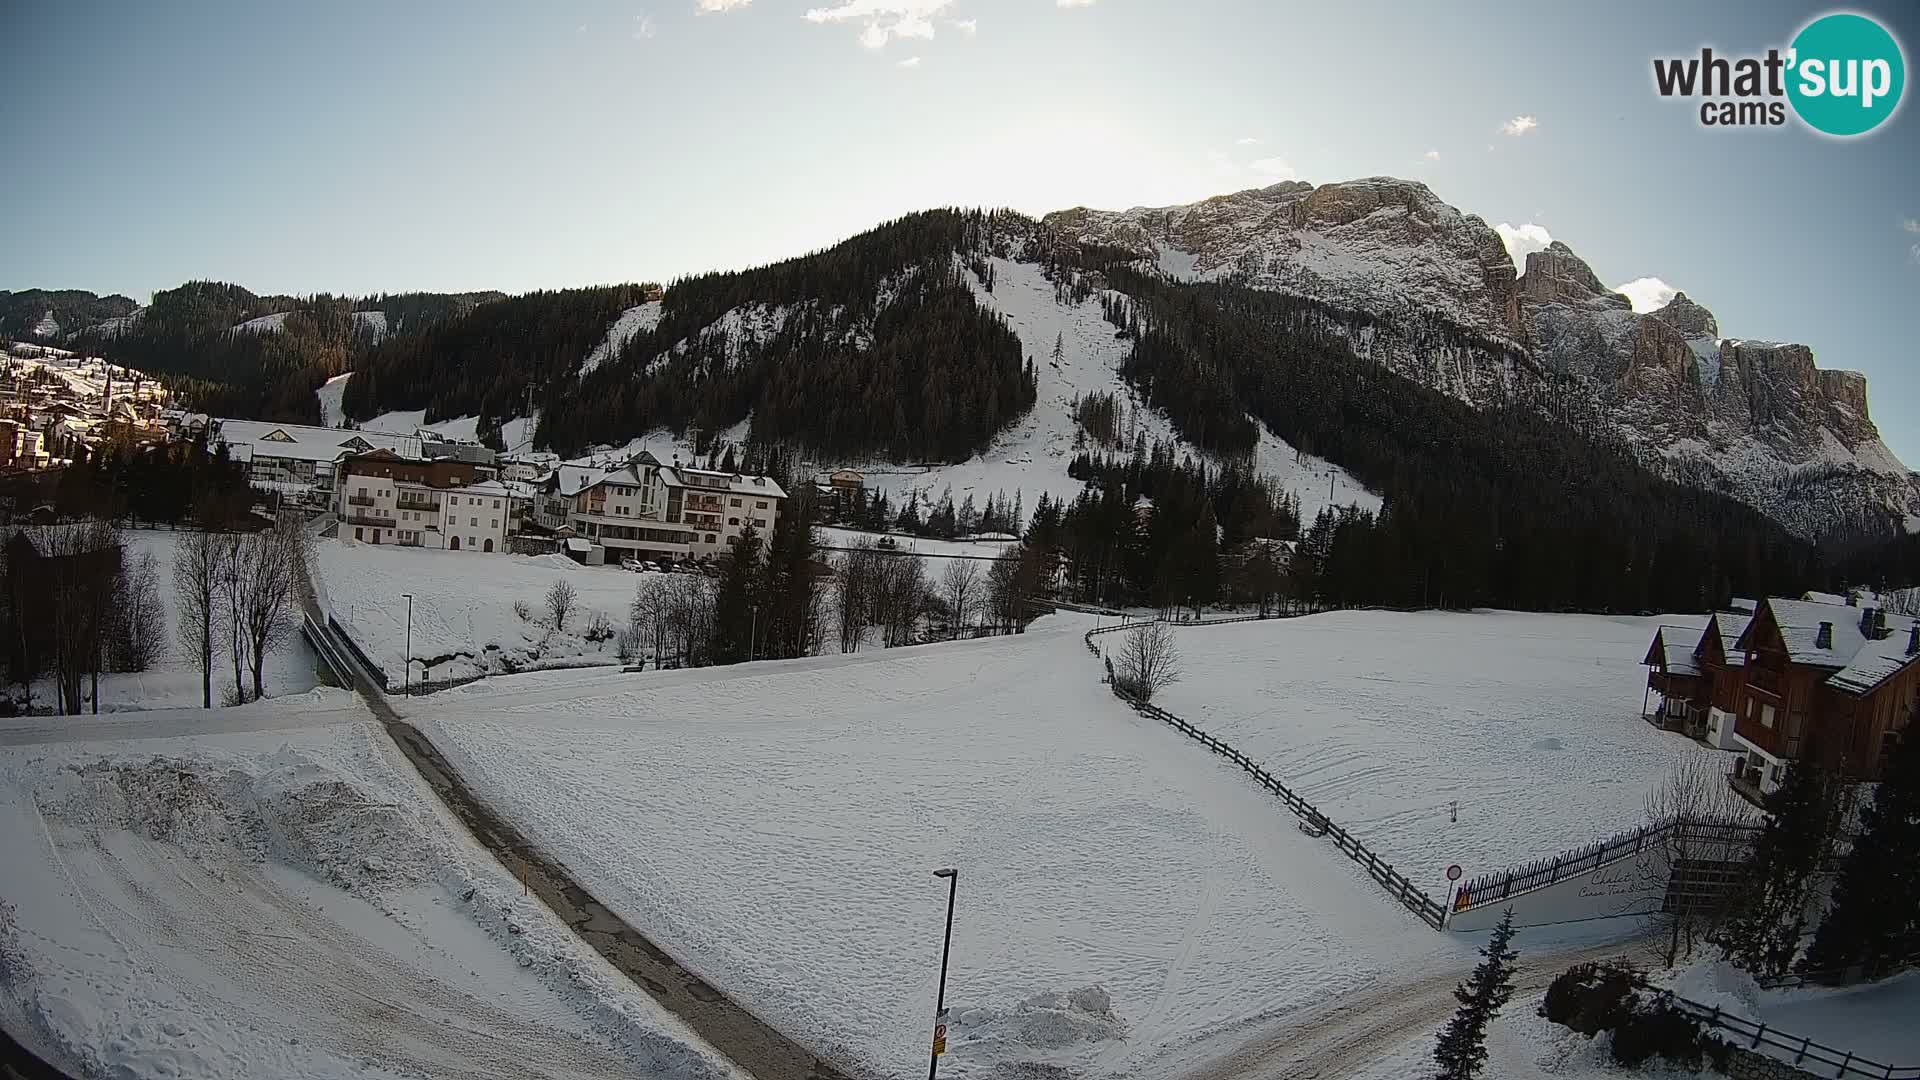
1644 593 1920 806
213 419 424 500
537 451 786 563
332 449 512 553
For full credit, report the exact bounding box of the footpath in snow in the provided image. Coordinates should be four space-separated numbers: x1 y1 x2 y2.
408 612 1467 1080
0 696 744 1080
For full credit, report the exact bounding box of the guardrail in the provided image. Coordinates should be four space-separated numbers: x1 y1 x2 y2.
1085 620 1448 929
1453 817 1760 915
1656 990 1919 1080
324 614 390 691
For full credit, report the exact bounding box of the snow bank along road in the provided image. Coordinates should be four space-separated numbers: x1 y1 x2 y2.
302 609 848 1080
0 693 745 1080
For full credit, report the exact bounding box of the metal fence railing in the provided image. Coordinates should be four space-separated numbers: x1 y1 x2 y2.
1453 817 1760 915
1085 621 1447 929
1657 990 1919 1080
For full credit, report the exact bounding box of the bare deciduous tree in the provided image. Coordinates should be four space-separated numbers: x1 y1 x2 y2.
1646 753 1750 968
941 559 980 638
110 551 166 672
834 543 882 654
1115 621 1181 702
36 520 121 714
235 516 306 701
872 554 929 648
546 579 579 631
174 527 224 709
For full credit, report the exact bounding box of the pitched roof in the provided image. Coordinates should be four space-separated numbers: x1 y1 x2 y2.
213 418 420 463
1751 598 1869 668
1706 611 1752 668
1826 617 1920 696
1646 626 1702 676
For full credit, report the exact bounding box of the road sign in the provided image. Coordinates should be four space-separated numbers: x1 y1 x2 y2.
1446 864 1463 882
932 1007 949 1056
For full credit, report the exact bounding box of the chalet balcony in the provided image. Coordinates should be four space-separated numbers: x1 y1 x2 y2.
1746 665 1783 698
396 497 441 512
343 512 391 528
347 494 378 507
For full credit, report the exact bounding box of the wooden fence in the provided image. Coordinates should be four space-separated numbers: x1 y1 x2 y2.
1657 990 1919 1080
1452 817 1759 915
1085 622 1447 929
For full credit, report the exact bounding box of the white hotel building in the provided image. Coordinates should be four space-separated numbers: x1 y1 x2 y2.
540 451 786 562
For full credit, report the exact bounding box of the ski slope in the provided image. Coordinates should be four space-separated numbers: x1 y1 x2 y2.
1152 610 1735 880
838 256 1377 526
0 701 743 1080
410 613 1466 1080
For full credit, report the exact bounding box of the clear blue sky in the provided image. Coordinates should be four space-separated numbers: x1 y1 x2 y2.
4 1 1917 463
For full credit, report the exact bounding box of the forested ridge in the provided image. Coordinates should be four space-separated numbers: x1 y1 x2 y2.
1047 253 1827 612
0 289 137 339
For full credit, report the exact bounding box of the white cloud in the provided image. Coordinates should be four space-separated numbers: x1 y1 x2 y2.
1493 222 1553 271
1502 114 1539 137
633 13 657 38
950 17 976 33
1423 149 1441 161
1236 136 1261 146
1614 276 1679 314
1248 156 1297 181
805 0 953 47
696 0 751 11
898 55 922 67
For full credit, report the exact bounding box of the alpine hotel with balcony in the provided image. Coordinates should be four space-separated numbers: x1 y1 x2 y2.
1644 593 1920 807
334 449 512 553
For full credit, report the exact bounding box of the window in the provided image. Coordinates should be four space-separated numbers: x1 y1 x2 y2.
490 519 498 528
468 536 477 548
730 498 742 507
470 517 478 527
729 517 739 526
1761 704 1776 729
705 534 717 544
754 518 767 529
756 500 767 509
355 527 363 540
493 499 501 509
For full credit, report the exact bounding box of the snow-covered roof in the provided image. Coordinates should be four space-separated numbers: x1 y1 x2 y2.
451 479 511 497
546 464 607 497
565 538 592 553
1758 598 1869 668
1801 591 1850 607
660 465 788 500
1710 611 1752 668
1649 626 1702 676
214 419 420 463
1825 622 1920 696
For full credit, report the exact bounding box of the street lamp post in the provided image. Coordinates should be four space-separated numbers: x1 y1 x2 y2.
928 868 958 1080
401 592 414 697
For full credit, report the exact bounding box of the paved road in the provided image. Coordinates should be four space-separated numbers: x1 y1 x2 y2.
300 603 851 1080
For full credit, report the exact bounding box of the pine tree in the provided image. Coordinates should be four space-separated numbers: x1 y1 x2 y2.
1714 754 1839 978
1802 717 1920 982
712 525 763 664
1433 910 1519 1080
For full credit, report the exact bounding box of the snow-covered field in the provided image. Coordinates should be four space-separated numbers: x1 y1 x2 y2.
28 529 319 712
1152 610 1729 882
408 613 1477 1080
0 698 744 1080
312 540 644 687
816 526 1018 578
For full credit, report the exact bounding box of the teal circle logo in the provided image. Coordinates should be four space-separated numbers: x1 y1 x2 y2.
1787 12 1905 136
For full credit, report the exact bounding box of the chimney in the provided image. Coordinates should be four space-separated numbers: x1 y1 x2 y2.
1860 607 1879 639
1909 623 1919 656
1816 622 1834 650
1846 592 1859 607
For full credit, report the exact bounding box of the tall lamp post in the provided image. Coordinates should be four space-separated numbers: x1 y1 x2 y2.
401 592 414 697
928 868 958 1080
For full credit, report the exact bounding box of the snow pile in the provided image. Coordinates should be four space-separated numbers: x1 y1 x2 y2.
1152 610 1726 877
312 540 642 686
579 301 664 378
414 614 1458 1080
0 713 746 1080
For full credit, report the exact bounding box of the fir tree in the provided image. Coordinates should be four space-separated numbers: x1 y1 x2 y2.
712 525 763 664
1713 754 1839 978
1432 910 1519 1080
1802 717 1920 982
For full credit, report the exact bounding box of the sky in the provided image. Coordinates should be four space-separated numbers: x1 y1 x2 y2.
3 0 1918 463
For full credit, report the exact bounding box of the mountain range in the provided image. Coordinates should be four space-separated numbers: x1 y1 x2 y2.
11 177 1915 548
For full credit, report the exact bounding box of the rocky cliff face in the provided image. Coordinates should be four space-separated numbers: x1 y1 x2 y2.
1046 179 1918 539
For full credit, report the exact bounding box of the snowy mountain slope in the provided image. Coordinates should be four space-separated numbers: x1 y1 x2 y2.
579 301 663 378
315 371 352 427
1053 179 1918 538
827 254 1378 523
229 310 291 335
89 306 145 338
351 308 387 344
